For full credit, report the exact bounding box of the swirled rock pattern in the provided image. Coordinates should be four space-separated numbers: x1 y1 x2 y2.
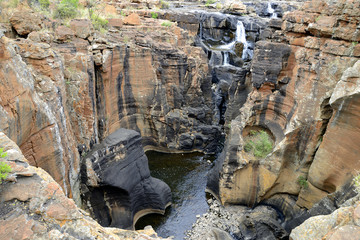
81 128 171 229
0 132 169 240
208 0 360 219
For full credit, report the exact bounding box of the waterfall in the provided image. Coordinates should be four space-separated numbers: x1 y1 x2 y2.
223 52 229 65
235 21 250 59
218 21 249 60
267 2 277 19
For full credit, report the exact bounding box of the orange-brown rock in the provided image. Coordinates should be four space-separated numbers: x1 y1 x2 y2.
123 13 141 26
108 18 123 29
0 36 80 202
54 25 75 43
94 19 221 153
9 10 43 36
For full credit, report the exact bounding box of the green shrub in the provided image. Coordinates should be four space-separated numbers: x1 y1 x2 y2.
151 12 158 19
297 176 309 189
161 21 172 27
120 10 126 17
244 130 273 158
160 0 169 9
0 148 11 183
353 173 360 193
39 0 50 9
205 0 216 6
91 14 108 31
54 0 79 19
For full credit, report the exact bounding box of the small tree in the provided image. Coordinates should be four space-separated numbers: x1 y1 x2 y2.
244 130 273 158
0 148 11 183
297 176 309 189
54 0 79 19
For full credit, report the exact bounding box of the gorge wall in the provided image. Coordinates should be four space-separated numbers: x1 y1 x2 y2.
0 1 224 233
0 2 222 205
207 0 360 223
1 0 360 238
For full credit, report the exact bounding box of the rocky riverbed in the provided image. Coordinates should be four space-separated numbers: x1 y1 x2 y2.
186 198 287 240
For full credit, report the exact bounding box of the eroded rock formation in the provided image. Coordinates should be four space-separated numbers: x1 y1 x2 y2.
81 128 171 229
208 0 360 223
0 132 168 240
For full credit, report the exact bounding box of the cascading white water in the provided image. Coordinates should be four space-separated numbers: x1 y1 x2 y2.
223 52 230 65
267 2 277 19
217 20 251 63
235 21 250 59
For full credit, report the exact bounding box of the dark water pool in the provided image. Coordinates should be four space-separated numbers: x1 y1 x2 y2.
135 151 214 239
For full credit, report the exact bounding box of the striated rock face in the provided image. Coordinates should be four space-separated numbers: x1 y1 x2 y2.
81 128 171 229
0 3 223 205
208 0 360 219
0 132 168 240
0 35 81 202
94 20 222 153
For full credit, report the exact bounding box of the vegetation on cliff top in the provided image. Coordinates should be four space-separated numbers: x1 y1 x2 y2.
244 130 273 158
0 0 110 32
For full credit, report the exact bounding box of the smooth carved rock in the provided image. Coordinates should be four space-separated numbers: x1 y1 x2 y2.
81 128 171 229
209 0 360 220
9 10 43 36
96 27 221 153
0 132 168 240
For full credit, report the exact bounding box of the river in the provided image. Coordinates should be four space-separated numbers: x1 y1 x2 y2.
135 151 215 239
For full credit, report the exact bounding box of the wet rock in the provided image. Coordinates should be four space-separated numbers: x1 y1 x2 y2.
81 128 171 229
251 41 291 88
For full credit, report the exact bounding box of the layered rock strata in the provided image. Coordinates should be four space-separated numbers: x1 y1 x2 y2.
0 3 223 203
0 132 168 240
81 128 171 229
208 0 360 223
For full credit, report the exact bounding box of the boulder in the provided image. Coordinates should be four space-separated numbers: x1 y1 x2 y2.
9 10 43 36
123 13 141 26
55 25 75 43
69 19 93 39
81 128 172 229
108 18 123 29
290 199 360 240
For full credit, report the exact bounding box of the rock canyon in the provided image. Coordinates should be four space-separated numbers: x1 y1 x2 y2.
0 0 360 239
